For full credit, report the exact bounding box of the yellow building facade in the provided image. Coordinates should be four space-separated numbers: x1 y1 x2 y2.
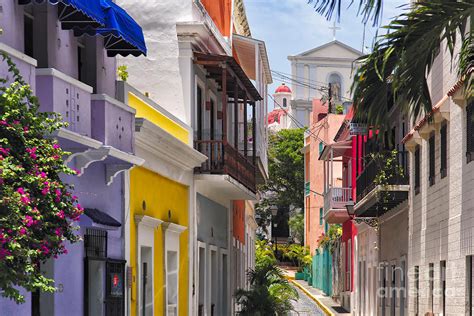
119 83 206 316
129 167 188 316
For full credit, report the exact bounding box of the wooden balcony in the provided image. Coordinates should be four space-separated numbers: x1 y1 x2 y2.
194 140 256 193
324 187 352 224
354 151 409 217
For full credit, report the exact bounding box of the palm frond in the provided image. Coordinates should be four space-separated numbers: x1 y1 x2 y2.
307 0 384 25
352 0 473 131
458 30 474 98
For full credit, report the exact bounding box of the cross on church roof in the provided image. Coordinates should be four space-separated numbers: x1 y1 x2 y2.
329 21 341 40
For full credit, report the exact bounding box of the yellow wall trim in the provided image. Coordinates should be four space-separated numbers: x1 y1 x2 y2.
128 92 189 143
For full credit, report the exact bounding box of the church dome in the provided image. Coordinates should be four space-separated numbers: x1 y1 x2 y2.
275 83 292 94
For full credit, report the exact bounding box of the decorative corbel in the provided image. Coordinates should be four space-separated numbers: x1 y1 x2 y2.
74 147 110 176
418 124 435 140
105 163 133 186
405 131 423 152
451 89 467 108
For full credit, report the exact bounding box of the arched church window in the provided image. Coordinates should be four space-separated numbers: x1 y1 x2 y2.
283 98 287 107
328 73 342 101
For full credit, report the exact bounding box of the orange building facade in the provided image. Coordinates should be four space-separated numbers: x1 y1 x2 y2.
304 100 345 255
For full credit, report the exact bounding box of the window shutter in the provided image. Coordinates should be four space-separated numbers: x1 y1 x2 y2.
440 123 447 178
415 146 420 194
319 208 323 225
429 134 435 186
467 101 474 163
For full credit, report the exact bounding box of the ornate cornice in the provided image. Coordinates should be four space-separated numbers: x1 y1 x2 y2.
135 118 207 170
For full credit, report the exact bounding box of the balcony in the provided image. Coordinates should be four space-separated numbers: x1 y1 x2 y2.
324 187 352 224
0 43 37 92
194 140 256 193
91 94 135 153
354 151 409 217
36 68 93 137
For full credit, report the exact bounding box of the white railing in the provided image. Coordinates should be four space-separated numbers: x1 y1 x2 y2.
324 187 352 214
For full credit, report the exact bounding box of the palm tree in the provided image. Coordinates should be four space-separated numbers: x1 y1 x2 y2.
351 1 473 129
307 0 473 129
307 0 385 25
235 263 298 315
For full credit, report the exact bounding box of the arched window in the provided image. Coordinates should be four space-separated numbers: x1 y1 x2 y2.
283 98 287 107
328 73 342 101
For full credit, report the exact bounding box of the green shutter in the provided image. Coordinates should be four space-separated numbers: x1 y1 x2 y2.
319 208 323 225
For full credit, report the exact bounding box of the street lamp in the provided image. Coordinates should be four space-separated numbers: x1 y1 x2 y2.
269 205 279 256
346 200 356 218
269 205 278 216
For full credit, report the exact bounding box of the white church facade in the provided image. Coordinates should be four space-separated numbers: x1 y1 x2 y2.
286 40 361 127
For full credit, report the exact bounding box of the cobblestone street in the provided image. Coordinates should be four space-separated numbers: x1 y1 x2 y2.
290 286 325 316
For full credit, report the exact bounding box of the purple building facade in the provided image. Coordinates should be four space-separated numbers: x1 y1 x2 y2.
0 1 145 315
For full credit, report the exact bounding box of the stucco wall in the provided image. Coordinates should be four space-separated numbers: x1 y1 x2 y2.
407 37 472 316
129 167 189 316
306 103 345 256
196 194 228 250
115 0 196 124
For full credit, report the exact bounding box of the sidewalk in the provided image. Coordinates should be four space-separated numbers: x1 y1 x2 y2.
289 279 350 316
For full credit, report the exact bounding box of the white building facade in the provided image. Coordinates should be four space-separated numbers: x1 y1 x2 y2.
287 41 361 127
115 1 271 315
404 40 473 315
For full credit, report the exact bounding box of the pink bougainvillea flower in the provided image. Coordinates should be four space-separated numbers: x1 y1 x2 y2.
39 172 47 178
0 120 8 126
52 155 60 160
12 120 20 125
53 143 60 149
0 248 11 260
0 148 10 155
19 227 27 236
17 187 25 195
57 210 65 219
40 245 50 255
23 126 29 132
26 147 37 160
54 228 62 236
20 195 30 205
23 215 34 227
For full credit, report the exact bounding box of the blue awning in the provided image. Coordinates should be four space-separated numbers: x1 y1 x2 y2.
18 0 106 30
99 1 147 57
19 0 147 57
73 1 147 57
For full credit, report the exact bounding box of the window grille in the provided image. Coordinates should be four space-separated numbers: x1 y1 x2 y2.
440 123 447 178
84 228 107 258
429 134 435 186
415 146 421 194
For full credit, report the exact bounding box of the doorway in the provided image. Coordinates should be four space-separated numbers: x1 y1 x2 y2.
198 246 206 316
140 246 153 316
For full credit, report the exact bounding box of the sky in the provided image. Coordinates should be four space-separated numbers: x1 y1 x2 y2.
245 0 408 102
